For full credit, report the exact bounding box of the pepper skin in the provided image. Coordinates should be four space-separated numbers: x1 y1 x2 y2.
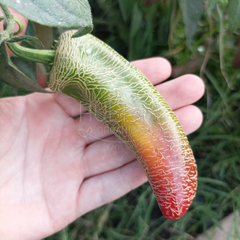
49 30 197 220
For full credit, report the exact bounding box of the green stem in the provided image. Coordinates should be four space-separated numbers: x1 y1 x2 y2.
0 4 15 44
7 42 55 65
13 17 24 36
0 4 55 65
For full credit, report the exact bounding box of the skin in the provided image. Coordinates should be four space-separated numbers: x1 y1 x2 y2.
0 11 205 240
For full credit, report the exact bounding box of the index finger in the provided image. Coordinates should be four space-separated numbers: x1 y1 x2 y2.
131 57 172 85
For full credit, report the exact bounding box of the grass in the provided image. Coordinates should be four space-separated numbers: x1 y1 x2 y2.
1 0 240 239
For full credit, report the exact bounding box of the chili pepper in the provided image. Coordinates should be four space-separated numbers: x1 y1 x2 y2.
48 30 197 220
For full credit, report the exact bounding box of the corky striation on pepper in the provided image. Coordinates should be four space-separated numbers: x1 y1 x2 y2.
49 30 197 220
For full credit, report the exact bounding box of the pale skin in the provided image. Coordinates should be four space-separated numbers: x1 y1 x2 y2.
0 10 205 240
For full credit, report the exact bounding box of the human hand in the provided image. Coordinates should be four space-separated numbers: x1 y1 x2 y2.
0 57 204 239
0 8 205 240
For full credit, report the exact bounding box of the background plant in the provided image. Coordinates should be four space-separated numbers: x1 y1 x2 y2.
0 0 240 239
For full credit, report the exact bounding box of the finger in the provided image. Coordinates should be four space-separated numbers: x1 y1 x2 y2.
131 57 172 85
156 74 205 110
54 93 86 117
82 135 134 178
77 160 147 216
0 8 28 57
174 105 203 135
76 74 204 145
54 57 172 117
36 63 47 88
82 105 203 178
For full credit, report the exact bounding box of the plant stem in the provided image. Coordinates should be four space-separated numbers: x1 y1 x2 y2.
7 42 55 65
13 17 24 36
0 4 55 65
217 4 233 90
0 4 15 44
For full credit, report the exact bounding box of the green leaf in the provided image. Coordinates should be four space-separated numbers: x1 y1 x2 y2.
71 26 92 38
6 35 41 45
25 20 36 37
130 3 142 38
11 56 36 81
0 78 18 97
228 0 240 31
118 0 134 22
0 0 93 34
178 0 204 48
0 43 48 93
206 0 221 12
199 177 229 188
21 20 37 49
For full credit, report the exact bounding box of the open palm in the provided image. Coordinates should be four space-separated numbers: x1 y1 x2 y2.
0 58 204 240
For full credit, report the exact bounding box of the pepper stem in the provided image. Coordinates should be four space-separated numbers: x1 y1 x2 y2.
7 42 55 65
13 17 24 36
0 4 55 65
0 4 15 44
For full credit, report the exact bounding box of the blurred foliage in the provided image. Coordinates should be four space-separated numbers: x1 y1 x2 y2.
1 0 240 239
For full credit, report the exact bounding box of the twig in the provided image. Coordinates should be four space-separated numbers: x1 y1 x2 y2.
168 0 177 51
217 4 234 90
0 4 15 45
200 11 213 118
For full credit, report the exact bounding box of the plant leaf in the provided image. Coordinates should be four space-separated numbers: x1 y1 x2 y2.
25 20 36 37
72 26 92 38
0 43 49 93
11 56 36 81
130 3 142 38
206 0 221 13
228 0 240 31
6 35 41 45
198 177 229 188
118 0 134 22
0 0 93 34
178 0 204 48
21 20 37 49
